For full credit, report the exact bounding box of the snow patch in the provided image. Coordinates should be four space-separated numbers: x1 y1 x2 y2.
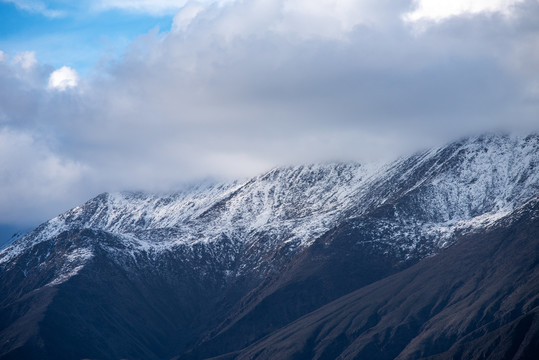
47 247 94 286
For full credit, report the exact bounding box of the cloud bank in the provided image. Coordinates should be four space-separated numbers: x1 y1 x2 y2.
1 0 538 225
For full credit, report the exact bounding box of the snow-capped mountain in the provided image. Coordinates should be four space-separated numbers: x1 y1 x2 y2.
1 133 538 360
4 133 538 280
2 162 374 257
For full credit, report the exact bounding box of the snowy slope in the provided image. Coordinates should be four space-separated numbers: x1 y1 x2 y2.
0 163 376 263
1 133 539 285
365 133 539 253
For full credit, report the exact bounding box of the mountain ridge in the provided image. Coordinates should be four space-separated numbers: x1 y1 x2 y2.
1 133 538 359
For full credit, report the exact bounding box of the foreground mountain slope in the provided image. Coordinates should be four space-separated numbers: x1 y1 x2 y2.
232 197 539 360
183 133 539 358
0 133 538 360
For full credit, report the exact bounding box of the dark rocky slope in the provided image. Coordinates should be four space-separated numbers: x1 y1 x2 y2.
231 197 539 360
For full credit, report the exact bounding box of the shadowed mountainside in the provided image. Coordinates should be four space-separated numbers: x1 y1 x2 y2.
230 197 539 360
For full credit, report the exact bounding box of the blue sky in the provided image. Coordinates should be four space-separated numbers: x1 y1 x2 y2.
0 1 174 74
0 0 538 235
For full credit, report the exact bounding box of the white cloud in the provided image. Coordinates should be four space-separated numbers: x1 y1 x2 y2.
2 0 64 17
172 3 206 32
170 0 404 41
404 0 525 23
12 51 37 70
10 51 48 85
274 0 382 39
48 66 79 91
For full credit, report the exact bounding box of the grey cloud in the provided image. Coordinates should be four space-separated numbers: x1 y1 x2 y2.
0 0 538 225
